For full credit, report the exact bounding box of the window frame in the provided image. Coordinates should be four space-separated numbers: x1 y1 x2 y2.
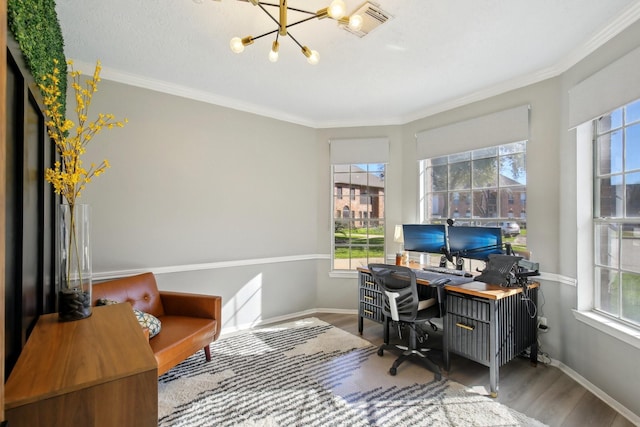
331 163 386 273
418 141 528 225
417 141 528 271
573 116 640 351
591 101 640 329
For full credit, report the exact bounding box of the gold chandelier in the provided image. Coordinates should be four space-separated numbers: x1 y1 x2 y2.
230 0 365 64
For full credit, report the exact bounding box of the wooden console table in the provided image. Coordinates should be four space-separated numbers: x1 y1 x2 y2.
4 303 158 427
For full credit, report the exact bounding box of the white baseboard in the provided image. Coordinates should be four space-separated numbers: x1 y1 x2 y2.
548 358 639 426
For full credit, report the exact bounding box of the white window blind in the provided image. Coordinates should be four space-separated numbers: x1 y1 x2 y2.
569 45 640 129
329 137 389 165
415 105 530 160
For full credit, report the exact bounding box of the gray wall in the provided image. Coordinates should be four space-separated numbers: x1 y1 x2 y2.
76 19 640 419
81 84 320 329
555 18 640 418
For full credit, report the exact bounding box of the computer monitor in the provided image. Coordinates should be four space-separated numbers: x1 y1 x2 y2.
402 224 448 255
447 226 504 261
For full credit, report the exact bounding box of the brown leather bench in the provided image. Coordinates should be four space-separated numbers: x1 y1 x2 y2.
92 272 222 376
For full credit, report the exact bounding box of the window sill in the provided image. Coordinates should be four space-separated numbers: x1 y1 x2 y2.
573 309 640 350
329 270 359 279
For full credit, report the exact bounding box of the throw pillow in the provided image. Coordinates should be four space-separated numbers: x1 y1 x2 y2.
96 298 119 306
133 309 162 339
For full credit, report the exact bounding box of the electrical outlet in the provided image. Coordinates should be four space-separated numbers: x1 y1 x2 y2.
538 316 549 333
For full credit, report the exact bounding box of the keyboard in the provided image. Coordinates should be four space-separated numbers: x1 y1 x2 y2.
423 266 473 277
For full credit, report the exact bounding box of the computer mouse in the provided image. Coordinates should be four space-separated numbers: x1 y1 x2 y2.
431 278 451 286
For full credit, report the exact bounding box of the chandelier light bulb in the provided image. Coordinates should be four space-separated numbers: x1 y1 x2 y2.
269 41 280 62
307 50 320 65
230 37 245 53
327 0 346 19
349 14 363 31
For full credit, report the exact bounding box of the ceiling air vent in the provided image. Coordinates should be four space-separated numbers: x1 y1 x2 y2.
341 2 392 38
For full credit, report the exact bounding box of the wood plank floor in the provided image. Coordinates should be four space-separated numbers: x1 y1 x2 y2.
306 312 636 427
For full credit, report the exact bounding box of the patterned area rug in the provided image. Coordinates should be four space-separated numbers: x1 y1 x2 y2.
158 318 547 427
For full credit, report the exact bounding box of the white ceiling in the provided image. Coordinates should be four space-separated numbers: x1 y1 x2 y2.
56 0 640 128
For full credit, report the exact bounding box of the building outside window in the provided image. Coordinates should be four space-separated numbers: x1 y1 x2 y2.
419 141 528 267
593 99 640 327
332 163 385 271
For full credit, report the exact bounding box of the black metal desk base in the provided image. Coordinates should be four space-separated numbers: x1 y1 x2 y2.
443 288 539 397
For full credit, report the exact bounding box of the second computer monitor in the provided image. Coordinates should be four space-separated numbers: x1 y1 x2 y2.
447 226 503 261
402 224 448 255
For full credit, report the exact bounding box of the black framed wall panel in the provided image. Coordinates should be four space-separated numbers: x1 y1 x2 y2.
4 36 56 378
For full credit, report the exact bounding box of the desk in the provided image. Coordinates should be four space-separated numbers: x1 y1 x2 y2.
357 265 539 397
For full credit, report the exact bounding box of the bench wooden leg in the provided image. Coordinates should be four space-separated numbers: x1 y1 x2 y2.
204 344 211 362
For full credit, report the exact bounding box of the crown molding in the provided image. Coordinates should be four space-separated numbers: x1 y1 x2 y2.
70 59 319 128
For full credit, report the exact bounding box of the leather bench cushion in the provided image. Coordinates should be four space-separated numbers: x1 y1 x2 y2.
152 316 217 375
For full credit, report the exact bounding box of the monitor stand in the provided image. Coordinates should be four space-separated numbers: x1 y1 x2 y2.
439 255 448 268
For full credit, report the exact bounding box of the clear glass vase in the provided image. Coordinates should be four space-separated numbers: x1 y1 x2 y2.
58 203 92 321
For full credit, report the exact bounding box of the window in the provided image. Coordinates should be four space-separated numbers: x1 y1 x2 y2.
593 99 640 328
419 141 528 261
360 190 369 204
332 164 386 271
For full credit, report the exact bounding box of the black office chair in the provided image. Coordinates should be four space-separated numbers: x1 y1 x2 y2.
368 263 446 380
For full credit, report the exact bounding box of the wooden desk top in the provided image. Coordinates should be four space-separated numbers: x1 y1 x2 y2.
358 263 539 300
5 303 157 409
444 280 539 300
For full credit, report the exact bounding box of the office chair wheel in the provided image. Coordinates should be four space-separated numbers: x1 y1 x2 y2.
377 348 384 357
389 367 397 376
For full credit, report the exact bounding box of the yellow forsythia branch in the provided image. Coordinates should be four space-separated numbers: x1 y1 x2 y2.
38 59 127 207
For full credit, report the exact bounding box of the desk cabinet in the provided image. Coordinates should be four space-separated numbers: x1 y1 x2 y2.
444 285 538 397
358 270 384 333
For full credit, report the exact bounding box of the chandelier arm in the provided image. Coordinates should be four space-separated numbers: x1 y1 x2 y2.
256 2 279 8
254 2 316 16
257 3 281 27
286 15 321 29
284 6 316 15
251 28 279 41
287 31 304 50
